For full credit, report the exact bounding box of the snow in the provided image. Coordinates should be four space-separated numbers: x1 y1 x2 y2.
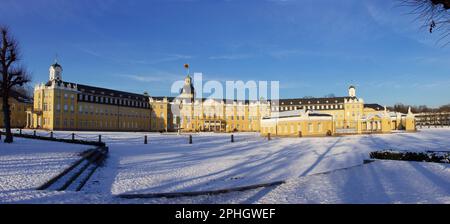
0 138 90 192
258 160 450 204
1 128 450 203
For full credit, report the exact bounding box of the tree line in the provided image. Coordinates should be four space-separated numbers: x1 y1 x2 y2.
388 103 450 113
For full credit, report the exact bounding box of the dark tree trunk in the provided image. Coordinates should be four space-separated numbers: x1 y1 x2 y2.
2 88 13 143
0 26 31 143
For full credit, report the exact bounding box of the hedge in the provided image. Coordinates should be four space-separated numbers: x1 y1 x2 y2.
370 150 450 163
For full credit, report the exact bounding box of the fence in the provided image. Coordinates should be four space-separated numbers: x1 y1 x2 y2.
1 129 249 145
0 129 105 147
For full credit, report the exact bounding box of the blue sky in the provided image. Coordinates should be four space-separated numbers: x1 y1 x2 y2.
1 0 450 107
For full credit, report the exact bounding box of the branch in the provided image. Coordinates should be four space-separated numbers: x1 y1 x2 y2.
7 68 30 89
399 0 450 46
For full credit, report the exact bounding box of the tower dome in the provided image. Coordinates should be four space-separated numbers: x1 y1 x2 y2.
180 74 195 98
179 63 195 100
49 61 63 81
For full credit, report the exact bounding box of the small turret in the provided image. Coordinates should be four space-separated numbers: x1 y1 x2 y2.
49 61 62 81
348 85 356 97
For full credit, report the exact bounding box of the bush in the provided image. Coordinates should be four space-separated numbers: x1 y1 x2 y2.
370 150 450 163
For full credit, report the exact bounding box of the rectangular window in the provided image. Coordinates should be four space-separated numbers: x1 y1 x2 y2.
308 123 313 133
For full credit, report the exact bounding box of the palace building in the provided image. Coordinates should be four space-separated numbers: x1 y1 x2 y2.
27 61 416 136
148 74 271 132
29 62 151 131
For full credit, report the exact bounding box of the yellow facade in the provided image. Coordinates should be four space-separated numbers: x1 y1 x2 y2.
31 64 151 131
150 97 170 131
260 111 334 137
0 95 32 128
405 107 416 132
259 87 415 137
30 62 416 135
148 97 271 132
31 82 151 131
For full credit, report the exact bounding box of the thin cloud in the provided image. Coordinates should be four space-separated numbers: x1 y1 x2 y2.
208 54 255 60
78 46 192 65
130 54 193 65
118 71 183 83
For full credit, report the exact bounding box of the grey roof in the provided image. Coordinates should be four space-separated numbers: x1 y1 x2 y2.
46 80 148 101
364 103 384 111
77 83 148 100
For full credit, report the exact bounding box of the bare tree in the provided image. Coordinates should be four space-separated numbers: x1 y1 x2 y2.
0 26 31 143
399 0 450 45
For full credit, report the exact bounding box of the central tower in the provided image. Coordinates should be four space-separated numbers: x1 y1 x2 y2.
179 64 195 101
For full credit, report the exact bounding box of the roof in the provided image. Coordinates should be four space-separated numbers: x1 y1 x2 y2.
77 83 148 101
46 80 149 101
150 96 263 104
51 62 62 68
364 103 384 111
0 89 33 104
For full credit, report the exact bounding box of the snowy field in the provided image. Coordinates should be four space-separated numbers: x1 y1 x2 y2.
0 128 449 203
0 138 90 192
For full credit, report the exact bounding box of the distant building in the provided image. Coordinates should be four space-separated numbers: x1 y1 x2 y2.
260 86 416 136
415 112 450 127
0 89 33 128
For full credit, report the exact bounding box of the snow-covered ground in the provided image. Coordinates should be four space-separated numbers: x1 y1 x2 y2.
0 138 90 192
1 128 449 203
